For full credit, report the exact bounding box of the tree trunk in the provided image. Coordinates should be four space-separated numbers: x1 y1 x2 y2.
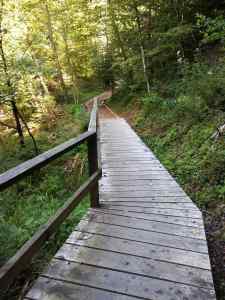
140 46 150 94
45 2 66 93
32 54 49 95
0 0 25 145
133 5 151 95
61 26 79 103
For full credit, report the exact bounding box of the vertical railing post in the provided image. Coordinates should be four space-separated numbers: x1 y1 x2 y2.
88 99 100 208
88 132 100 207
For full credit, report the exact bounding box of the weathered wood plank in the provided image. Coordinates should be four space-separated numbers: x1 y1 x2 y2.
100 177 178 184
100 196 192 203
100 201 196 209
101 203 202 218
100 179 181 188
100 191 188 199
103 160 162 166
100 185 185 192
76 219 208 253
103 170 171 176
55 243 214 289
91 208 204 227
25 277 140 300
102 173 173 180
68 230 209 268
84 210 204 239
40 259 215 300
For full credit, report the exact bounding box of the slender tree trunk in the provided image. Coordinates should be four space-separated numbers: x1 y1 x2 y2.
133 5 151 95
11 101 25 145
140 46 150 94
0 0 25 145
61 26 79 103
45 2 66 93
32 54 49 95
0 0 38 154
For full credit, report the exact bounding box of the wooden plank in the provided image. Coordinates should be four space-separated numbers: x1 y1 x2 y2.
100 186 185 192
0 170 102 290
91 208 204 227
39 258 215 300
102 174 173 180
68 230 209 268
101 198 195 211
100 179 180 187
25 277 140 300
102 160 160 165
55 243 214 289
101 157 156 161
100 196 192 203
101 204 202 218
0 130 95 191
103 169 170 174
103 164 165 169
84 211 205 239
100 191 188 198
100 201 196 209
88 99 98 131
76 219 208 253
100 176 176 183
102 169 168 174
100 185 184 192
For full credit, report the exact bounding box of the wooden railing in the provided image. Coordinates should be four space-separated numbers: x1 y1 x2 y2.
0 99 102 289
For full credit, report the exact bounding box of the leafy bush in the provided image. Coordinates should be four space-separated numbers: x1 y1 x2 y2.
177 62 225 110
69 104 88 130
196 14 225 44
141 92 175 114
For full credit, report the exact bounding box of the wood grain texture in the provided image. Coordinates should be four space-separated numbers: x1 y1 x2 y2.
24 116 216 300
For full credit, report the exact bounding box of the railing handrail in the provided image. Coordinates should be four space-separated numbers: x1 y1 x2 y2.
0 130 95 191
0 100 99 192
88 99 98 131
0 99 101 290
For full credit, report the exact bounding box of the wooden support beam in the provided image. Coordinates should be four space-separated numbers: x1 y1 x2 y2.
88 100 100 207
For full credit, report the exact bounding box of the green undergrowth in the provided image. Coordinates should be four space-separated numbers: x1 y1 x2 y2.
0 92 93 299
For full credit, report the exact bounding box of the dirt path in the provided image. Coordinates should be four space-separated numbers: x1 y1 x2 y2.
85 90 112 111
85 89 118 119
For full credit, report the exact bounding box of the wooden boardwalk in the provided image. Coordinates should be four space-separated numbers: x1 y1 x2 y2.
25 116 216 300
